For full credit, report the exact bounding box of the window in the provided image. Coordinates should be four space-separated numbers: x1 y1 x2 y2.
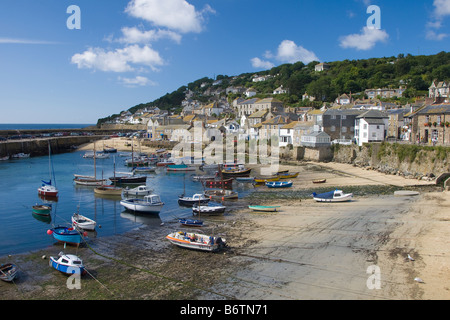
363 124 368 129
342 115 346 120
331 125 336 132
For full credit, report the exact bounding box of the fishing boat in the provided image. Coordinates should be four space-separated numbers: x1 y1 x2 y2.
120 194 164 214
221 168 252 178
254 176 280 183
313 179 327 184
38 143 59 197
49 252 86 276
266 180 293 188
94 185 123 196
248 205 281 212
277 172 299 179
192 203 226 216
47 226 85 246
122 185 153 197
204 178 233 189
312 190 353 202
235 177 255 183
167 163 196 172
166 231 226 252
0 263 18 282
32 204 52 216
178 218 204 227
178 193 210 207
72 213 96 231
204 189 238 201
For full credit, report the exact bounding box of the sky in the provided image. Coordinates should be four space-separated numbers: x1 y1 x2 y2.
1 0 450 124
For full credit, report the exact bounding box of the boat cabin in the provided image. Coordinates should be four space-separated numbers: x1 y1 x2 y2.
144 195 163 204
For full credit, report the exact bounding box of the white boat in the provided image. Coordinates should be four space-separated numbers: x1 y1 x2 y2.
192 203 226 216
120 194 164 214
0 156 9 161
49 252 86 276
73 175 107 186
248 205 281 212
38 142 59 198
11 153 30 159
178 193 210 207
72 213 97 231
312 190 353 202
133 166 156 173
83 152 109 159
122 185 153 197
166 231 226 252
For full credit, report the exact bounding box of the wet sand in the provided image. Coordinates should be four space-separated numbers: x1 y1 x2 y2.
0 161 448 301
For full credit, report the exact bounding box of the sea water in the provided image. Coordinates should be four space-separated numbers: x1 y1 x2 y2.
0 150 254 257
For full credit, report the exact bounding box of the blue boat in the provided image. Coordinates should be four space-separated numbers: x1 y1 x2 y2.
179 218 204 227
167 163 195 171
49 252 86 275
47 226 84 246
265 180 293 188
312 190 353 202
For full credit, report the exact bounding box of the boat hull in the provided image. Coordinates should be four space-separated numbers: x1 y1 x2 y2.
49 257 86 275
221 168 252 178
166 232 225 252
0 264 18 282
49 227 83 245
192 205 226 215
265 181 293 188
120 199 163 214
94 186 123 196
178 197 210 207
32 205 52 216
179 219 204 227
249 205 281 212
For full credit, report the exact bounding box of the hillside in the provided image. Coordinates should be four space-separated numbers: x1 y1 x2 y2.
97 51 450 126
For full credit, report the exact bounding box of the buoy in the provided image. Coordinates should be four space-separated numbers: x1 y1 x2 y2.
83 232 88 237
47 229 53 235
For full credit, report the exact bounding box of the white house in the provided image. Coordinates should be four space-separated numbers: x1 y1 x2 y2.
354 110 389 146
245 88 257 98
273 85 288 95
279 121 299 147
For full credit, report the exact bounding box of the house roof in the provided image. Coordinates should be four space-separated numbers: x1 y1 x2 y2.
356 110 388 119
281 121 300 129
262 115 289 125
417 104 450 115
249 110 268 118
255 97 283 104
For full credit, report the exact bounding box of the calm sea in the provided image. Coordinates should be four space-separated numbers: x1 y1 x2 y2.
0 124 95 131
0 151 254 257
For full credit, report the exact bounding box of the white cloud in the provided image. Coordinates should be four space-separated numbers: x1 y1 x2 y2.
125 0 214 34
118 76 157 87
339 27 389 50
426 30 449 41
434 0 450 18
118 27 182 44
251 57 275 69
276 40 319 64
71 45 164 73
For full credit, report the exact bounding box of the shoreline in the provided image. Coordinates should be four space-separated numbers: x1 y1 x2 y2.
0 161 448 300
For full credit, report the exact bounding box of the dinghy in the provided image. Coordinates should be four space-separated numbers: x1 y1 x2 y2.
72 213 97 231
265 180 293 188
166 231 226 252
248 205 281 212
49 252 86 276
0 263 18 282
178 193 210 207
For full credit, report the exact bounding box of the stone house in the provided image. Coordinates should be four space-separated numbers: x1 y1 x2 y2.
414 104 450 145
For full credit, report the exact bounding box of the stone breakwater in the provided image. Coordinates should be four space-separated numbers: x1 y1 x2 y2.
0 136 102 157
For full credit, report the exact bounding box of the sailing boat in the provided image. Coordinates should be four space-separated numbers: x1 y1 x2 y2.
74 142 107 186
94 156 123 196
38 142 59 197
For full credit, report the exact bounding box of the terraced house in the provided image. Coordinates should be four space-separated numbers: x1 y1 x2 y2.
414 104 450 145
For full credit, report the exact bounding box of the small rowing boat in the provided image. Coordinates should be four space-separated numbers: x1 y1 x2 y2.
166 231 226 252
248 205 281 212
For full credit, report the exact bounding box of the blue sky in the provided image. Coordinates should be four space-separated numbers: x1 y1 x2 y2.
1 0 450 124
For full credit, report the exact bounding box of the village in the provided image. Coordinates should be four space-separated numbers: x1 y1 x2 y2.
104 65 450 149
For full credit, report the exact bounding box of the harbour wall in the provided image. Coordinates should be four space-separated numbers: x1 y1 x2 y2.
0 136 102 157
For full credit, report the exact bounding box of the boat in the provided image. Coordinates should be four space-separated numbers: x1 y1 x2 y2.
167 163 196 172
72 213 96 231
191 174 216 181
120 194 164 214
313 179 327 184
103 146 117 153
0 156 9 161
47 226 85 246
109 174 147 184
74 143 108 186
11 153 30 159
204 189 238 201
178 193 210 207
204 178 233 189
0 263 18 282
156 159 175 167
38 143 59 197
277 172 299 179
248 205 281 212
235 177 255 183
122 185 153 197
254 176 280 183
265 180 293 188
49 252 86 276
192 203 226 216
94 185 123 196
132 166 156 173
221 168 252 178
312 189 353 202
179 218 204 227
166 231 226 252
32 204 52 216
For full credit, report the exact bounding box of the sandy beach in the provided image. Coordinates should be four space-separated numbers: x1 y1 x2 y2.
0 156 448 301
